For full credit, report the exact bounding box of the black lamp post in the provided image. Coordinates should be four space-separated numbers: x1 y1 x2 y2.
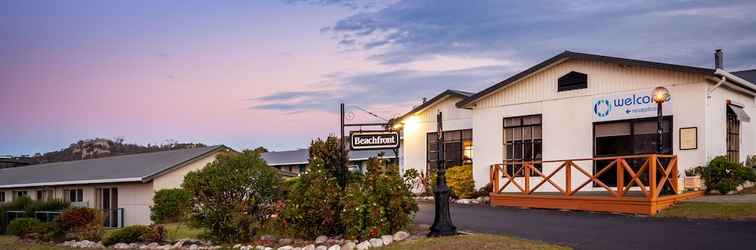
428 111 457 237
652 87 671 153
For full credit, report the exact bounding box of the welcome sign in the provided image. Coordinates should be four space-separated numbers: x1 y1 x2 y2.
350 131 400 150
592 88 672 122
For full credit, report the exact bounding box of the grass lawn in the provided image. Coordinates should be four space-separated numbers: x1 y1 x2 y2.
163 222 205 241
658 202 756 220
383 234 570 250
0 235 71 250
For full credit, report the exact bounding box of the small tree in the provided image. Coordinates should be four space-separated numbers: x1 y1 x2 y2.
182 150 283 243
281 158 343 238
693 156 756 194
309 136 349 188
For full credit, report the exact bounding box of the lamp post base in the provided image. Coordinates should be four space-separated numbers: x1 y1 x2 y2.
428 189 457 237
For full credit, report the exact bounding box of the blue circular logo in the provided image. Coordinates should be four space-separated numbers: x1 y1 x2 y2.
594 99 611 117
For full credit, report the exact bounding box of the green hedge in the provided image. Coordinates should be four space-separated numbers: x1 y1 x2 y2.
6 218 43 237
150 189 192 224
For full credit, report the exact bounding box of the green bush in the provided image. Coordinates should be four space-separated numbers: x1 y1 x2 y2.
151 189 192 223
281 158 343 239
139 224 165 243
103 225 150 245
693 156 756 194
446 165 476 199
0 197 69 233
7 218 43 237
182 149 283 243
54 207 104 241
339 157 418 240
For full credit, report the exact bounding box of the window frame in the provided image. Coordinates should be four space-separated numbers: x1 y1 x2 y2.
426 129 473 169
0 191 5 203
502 114 543 177
726 106 740 162
557 71 588 92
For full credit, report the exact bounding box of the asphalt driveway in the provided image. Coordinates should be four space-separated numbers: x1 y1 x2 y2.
415 201 756 250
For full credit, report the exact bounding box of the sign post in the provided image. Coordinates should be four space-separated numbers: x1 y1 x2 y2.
428 111 457 237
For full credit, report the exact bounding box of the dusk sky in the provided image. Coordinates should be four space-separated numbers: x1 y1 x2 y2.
2 0 756 155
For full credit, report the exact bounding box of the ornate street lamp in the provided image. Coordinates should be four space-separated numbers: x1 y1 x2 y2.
652 87 671 153
428 111 457 237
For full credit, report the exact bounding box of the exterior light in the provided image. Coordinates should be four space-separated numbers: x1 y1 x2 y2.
652 86 670 103
392 123 404 130
652 86 670 154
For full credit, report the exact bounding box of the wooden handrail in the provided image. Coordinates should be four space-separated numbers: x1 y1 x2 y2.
490 154 678 201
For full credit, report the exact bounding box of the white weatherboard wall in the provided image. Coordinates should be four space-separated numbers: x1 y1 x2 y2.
402 96 473 176
705 84 756 162
468 58 746 191
152 152 221 191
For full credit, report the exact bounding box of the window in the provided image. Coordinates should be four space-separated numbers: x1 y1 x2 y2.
503 115 542 177
0 192 5 203
36 190 53 201
427 129 473 169
593 116 672 186
726 106 740 162
13 191 28 200
66 189 84 202
558 71 588 92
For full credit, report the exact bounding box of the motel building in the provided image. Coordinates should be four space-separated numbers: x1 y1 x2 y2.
396 50 755 215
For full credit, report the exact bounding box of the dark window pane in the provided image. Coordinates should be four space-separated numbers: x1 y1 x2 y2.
462 129 473 140
523 115 542 125
513 142 523 159
445 131 461 141
505 129 513 142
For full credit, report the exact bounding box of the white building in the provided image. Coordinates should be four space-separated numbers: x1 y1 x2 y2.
398 50 755 197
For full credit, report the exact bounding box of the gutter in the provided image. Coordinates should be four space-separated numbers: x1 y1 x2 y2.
0 178 143 189
713 69 756 94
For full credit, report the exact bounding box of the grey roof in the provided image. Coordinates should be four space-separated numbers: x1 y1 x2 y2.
0 145 227 188
262 148 397 166
733 69 756 84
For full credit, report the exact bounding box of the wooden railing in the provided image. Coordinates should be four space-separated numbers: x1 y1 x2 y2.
490 154 678 200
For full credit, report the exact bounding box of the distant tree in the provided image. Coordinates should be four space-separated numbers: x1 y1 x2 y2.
308 136 349 188
253 146 269 153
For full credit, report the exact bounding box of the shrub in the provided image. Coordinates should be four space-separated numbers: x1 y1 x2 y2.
6 218 43 237
693 156 756 194
472 183 493 198
0 197 69 233
339 157 418 240
102 225 150 246
151 189 192 223
446 165 476 199
54 207 104 241
182 149 283 243
746 155 756 169
281 158 343 239
139 224 165 243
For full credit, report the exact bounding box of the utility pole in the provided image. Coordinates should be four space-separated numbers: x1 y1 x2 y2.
428 111 457 237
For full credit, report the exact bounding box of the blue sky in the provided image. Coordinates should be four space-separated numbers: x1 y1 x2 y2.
2 0 755 155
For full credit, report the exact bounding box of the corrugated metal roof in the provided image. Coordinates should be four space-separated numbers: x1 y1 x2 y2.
0 146 226 188
262 148 398 166
733 69 756 85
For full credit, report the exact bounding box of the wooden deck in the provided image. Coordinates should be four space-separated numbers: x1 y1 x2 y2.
489 154 704 215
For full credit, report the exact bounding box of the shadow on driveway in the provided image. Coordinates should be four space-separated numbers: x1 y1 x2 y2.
415 201 756 250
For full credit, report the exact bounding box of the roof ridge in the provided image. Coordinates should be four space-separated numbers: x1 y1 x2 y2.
1 145 221 170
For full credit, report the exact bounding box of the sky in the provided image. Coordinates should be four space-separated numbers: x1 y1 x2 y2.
2 0 755 155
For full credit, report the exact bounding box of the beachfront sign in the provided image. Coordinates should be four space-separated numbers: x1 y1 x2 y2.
592 88 672 122
350 131 400 150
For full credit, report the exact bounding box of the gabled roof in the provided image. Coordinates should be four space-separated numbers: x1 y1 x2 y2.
457 51 716 108
394 89 474 122
262 148 397 166
0 145 229 189
733 69 756 84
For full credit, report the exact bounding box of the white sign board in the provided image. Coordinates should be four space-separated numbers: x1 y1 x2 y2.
350 131 400 150
592 88 672 122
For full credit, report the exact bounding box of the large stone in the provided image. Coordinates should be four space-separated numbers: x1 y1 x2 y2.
315 236 328 244
278 246 293 250
393 231 409 241
113 243 130 249
327 245 341 250
356 241 370 250
316 246 328 250
279 238 294 245
380 235 393 245
302 244 316 250
189 244 200 250
341 241 356 250
369 238 383 248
